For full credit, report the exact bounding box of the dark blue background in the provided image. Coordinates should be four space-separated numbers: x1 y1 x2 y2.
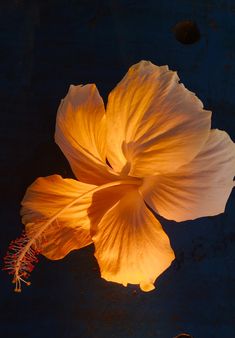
1 1 235 337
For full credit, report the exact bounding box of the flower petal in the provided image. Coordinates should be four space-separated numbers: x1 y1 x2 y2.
106 60 211 176
90 188 175 291
21 175 97 259
140 130 235 222
55 84 117 185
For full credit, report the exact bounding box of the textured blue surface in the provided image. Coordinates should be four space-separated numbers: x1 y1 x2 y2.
0 1 235 337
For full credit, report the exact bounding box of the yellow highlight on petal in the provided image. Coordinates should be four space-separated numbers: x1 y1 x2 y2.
140 282 155 292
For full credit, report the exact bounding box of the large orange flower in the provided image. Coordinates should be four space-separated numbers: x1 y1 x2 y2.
4 61 235 292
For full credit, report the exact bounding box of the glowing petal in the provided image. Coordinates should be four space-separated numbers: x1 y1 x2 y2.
106 60 211 176
141 130 235 222
90 188 175 291
21 175 96 259
55 84 117 185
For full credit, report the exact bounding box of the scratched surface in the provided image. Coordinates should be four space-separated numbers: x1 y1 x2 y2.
0 1 235 337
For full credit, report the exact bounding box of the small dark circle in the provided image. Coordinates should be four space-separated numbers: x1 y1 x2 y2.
173 20 200 44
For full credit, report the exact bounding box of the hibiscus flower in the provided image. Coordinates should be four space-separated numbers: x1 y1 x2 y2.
4 61 235 293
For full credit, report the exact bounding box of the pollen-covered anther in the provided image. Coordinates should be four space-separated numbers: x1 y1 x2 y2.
3 231 39 292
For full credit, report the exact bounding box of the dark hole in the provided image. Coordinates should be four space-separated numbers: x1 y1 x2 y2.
173 20 200 44
106 158 112 168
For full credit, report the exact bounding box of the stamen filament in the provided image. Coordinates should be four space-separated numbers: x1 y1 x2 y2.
4 179 141 292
